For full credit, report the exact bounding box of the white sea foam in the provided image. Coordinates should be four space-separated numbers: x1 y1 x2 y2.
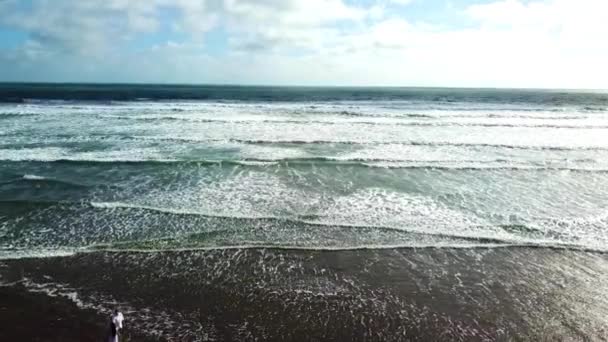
4 277 202 340
22 174 47 180
233 160 279 166
3 97 608 255
0 248 78 260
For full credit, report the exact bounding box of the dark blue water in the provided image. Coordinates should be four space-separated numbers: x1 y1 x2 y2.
2 83 608 104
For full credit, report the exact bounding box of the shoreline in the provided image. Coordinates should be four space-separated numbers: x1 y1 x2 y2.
1 246 607 341
0 284 158 342
4 240 608 261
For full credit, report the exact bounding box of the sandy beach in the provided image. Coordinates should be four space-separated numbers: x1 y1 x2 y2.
2 246 607 341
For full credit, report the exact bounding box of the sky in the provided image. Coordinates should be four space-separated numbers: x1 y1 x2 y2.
0 0 606 88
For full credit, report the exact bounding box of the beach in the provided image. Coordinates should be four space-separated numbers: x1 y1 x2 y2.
2 247 608 341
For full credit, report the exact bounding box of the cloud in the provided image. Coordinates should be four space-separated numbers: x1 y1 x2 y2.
0 0 372 53
307 0 608 88
0 0 160 54
388 0 413 5
466 0 608 51
222 1 365 52
0 0 607 88
224 0 367 26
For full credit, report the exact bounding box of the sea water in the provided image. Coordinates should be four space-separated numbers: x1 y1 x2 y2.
1 84 608 255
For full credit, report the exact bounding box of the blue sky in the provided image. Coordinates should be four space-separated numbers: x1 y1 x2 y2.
0 0 606 88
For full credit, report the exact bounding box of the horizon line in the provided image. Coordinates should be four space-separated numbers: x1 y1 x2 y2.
0 81 607 92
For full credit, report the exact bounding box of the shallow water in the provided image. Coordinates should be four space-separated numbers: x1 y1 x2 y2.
2 248 608 341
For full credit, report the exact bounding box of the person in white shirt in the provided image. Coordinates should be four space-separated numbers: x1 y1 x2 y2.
108 309 124 342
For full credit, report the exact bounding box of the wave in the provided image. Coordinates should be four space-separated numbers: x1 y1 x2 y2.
359 163 608 172
0 200 82 216
20 174 89 187
0 248 78 260
6 199 511 246
216 139 608 151
22 174 46 180
1 241 605 261
0 113 38 119
1 157 606 172
583 106 608 112
1 199 606 255
85 241 607 254
22 99 118 106
96 115 608 129
231 160 279 166
43 134 599 151
90 201 288 220
85 201 596 248
10 98 606 115
0 174 90 188
0 199 74 205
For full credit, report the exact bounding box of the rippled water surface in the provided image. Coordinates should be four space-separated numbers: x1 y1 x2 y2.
2 85 608 253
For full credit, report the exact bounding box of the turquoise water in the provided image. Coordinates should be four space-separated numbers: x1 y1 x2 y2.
1 85 608 256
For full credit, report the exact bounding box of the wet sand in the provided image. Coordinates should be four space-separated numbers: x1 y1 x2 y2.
1 247 608 341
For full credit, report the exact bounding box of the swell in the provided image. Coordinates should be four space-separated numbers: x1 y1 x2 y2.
0 199 508 247
85 201 608 253
0 199 75 217
86 241 608 254
99 112 600 119
2 242 605 261
56 135 606 151
218 139 608 151
0 198 528 244
0 200 82 213
87 201 577 246
1 158 606 172
1 199 604 253
4 132 608 152
0 113 39 119
0 174 90 188
98 115 608 129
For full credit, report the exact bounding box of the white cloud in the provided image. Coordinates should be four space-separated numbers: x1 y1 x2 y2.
0 0 160 54
225 0 367 26
307 0 608 88
217 0 370 52
0 0 607 88
466 0 608 51
388 0 413 5
0 0 373 53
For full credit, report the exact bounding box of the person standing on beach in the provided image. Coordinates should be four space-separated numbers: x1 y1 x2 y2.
108 309 124 342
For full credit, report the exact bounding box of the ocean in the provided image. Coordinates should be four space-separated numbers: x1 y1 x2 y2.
1 84 608 340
